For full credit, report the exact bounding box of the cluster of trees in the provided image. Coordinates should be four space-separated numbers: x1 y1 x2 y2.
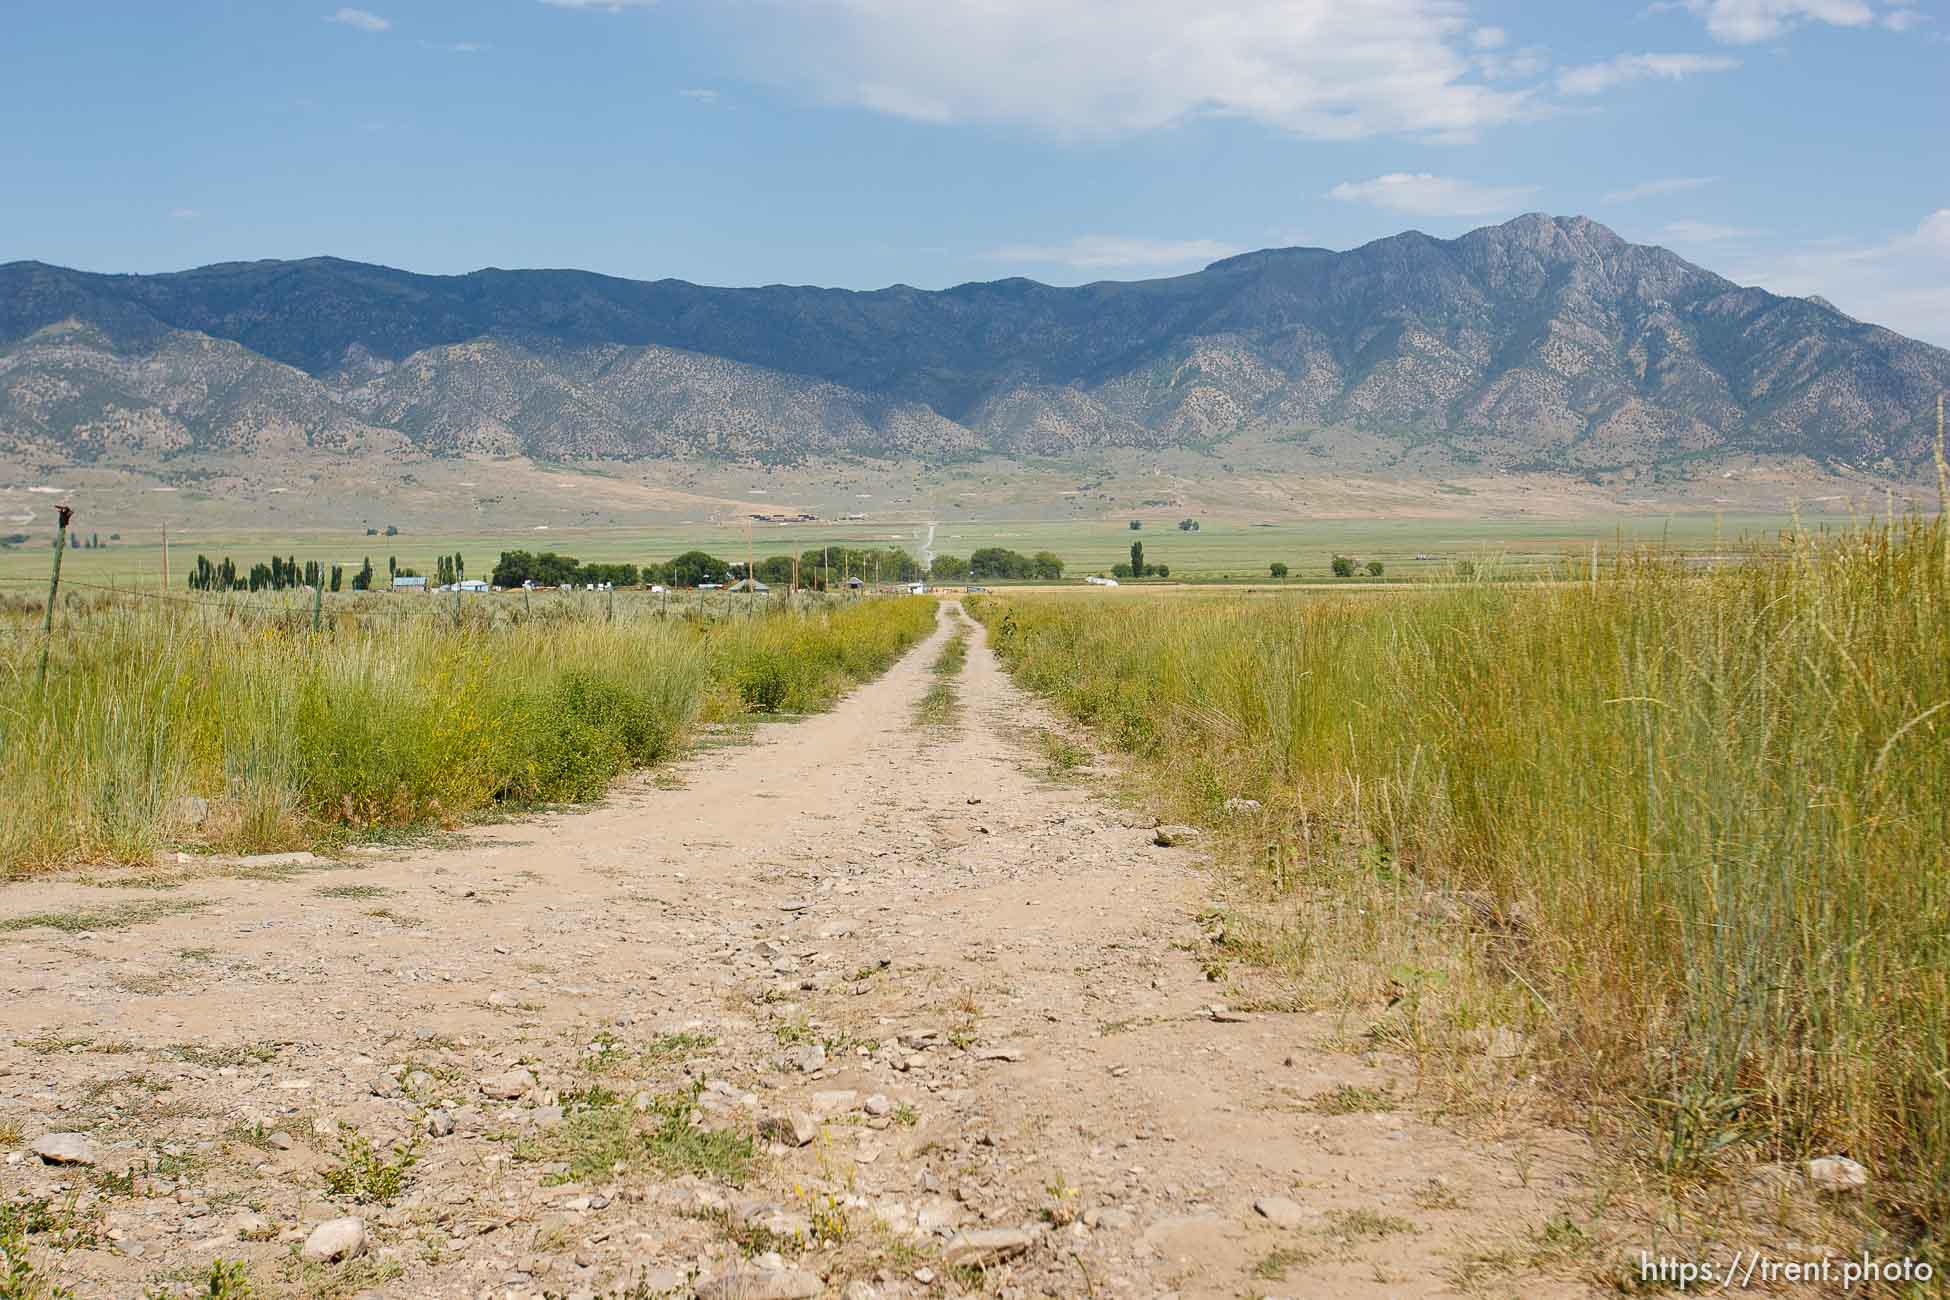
189 553 339 593
485 547 924 591
1110 540 1166 580
771 546 924 587
942 548 1064 580
490 551 641 588
1177 519 1200 532
1329 555 1385 578
433 553 467 586
69 532 118 549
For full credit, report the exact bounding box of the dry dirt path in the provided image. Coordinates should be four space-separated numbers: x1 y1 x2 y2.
1 603 1590 1299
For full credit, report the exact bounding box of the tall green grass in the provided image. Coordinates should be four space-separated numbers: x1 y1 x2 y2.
0 596 934 872
976 518 1950 1238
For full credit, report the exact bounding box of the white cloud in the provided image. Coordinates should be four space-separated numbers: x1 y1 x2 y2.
540 0 659 8
991 236 1240 271
1882 5 1927 30
677 88 720 103
1665 0 1876 43
1471 25 1509 48
169 207 199 220
1605 176 1718 202
1662 219 1761 240
1557 52 1739 95
718 0 1534 141
450 41 482 53
327 7 391 32
1475 43 1550 79
1727 210 1950 346
1327 173 1536 217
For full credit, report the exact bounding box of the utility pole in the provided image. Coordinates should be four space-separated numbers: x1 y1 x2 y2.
38 505 74 687
746 517 755 618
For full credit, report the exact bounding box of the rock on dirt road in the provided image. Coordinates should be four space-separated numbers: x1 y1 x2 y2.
0 602 1592 1298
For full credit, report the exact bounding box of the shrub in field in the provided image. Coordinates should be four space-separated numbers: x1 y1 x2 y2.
977 518 1950 1240
1330 554 1355 577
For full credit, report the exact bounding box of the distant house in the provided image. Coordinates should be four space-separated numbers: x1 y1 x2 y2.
907 582 927 595
728 578 770 593
455 579 489 592
1084 575 1119 587
846 576 864 589
391 576 427 591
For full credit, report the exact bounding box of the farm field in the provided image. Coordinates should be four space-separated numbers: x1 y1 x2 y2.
0 509 1814 592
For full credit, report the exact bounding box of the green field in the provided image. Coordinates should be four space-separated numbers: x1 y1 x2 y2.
0 511 1815 593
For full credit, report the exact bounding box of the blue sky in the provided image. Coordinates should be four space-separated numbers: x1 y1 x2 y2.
5 0 1947 342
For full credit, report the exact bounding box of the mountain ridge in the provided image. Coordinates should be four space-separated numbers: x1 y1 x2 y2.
4 214 1945 474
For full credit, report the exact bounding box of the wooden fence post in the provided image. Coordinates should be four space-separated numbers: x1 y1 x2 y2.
37 505 74 687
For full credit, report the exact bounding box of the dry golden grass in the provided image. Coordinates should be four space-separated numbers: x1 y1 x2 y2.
1 595 934 873
975 517 1950 1257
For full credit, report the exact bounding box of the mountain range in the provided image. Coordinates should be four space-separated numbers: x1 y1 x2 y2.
3 214 1946 476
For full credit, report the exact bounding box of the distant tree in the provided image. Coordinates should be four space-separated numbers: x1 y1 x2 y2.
930 554 971 581
1129 519 1142 530
388 556 398 580
109 532 120 541
353 557 374 591
1178 518 1199 532
1153 564 1169 578
1270 561 1288 579
384 525 398 537
1331 554 1356 578
1130 540 1144 577
329 564 344 593
1031 551 1064 580
365 527 378 536
1366 560 1384 577
1111 562 1133 579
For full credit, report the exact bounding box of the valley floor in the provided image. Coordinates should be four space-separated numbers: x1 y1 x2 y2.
3 605 1593 1299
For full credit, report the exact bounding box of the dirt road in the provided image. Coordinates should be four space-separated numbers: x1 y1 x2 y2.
1 603 1587 1299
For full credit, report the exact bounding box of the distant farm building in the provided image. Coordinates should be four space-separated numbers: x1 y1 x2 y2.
391 576 427 591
